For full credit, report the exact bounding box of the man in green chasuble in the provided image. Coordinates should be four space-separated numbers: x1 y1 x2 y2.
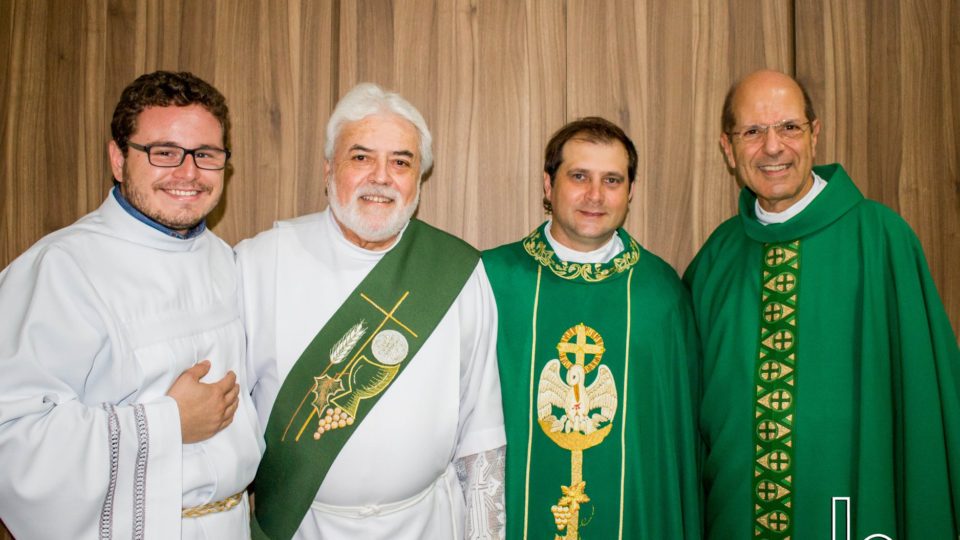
483 117 702 539
684 69 960 539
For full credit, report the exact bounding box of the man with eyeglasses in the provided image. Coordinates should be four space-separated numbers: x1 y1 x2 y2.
0 71 262 539
684 69 960 539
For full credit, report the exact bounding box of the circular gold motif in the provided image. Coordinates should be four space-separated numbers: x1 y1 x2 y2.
759 361 782 381
555 323 605 373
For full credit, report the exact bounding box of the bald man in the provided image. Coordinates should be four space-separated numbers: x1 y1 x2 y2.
684 70 959 539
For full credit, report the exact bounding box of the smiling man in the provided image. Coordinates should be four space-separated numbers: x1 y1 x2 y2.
483 117 702 539
684 69 960 539
236 83 505 539
0 71 262 538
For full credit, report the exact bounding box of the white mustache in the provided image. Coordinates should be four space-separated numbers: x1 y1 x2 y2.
353 185 400 200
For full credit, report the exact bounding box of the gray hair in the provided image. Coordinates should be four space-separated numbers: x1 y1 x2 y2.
324 83 434 175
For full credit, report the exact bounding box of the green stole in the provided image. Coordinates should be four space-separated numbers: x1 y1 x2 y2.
252 219 479 540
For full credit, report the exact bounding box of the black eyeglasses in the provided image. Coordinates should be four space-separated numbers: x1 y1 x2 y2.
127 142 231 170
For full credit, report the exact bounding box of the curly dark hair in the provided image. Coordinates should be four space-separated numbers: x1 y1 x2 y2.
110 71 230 153
542 117 638 213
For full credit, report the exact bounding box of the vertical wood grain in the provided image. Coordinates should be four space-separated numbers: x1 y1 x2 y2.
428 0 480 241
474 0 564 248
566 0 649 243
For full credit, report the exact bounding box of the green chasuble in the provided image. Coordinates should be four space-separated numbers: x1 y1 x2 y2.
484 224 702 540
684 163 960 540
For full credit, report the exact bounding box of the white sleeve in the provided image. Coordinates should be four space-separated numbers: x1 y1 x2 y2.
235 235 282 434
456 445 507 540
0 247 182 539
454 261 507 458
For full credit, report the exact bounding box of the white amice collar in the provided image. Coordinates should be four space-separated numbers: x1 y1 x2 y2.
756 172 827 226
544 218 624 264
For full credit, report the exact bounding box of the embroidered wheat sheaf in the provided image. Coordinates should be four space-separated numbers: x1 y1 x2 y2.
329 320 367 364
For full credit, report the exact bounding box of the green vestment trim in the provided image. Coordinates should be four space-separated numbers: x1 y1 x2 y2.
754 241 800 538
484 223 702 540
251 220 479 540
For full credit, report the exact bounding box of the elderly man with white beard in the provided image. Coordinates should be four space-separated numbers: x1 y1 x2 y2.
236 83 506 540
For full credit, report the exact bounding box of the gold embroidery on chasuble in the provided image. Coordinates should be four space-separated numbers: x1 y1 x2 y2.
522 229 640 282
282 291 418 443
537 323 618 539
754 241 800 539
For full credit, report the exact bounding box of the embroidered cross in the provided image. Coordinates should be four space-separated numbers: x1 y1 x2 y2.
765 247 786 266
557 324 604 367
767 511 789 531
758 421 780 441
774 273 796 292
757 481 779 501
770 390 792 411
772 331 794 351
768 451 790 472
764 302 784 322
360 292 418 338
760 361 782 381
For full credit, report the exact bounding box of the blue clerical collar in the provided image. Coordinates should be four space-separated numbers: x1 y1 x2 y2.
111 182 206 239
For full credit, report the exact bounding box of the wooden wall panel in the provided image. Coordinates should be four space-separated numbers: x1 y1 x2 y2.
472 0 564 248
516 1 567 240
796 0 960 333
1 0 958 534
566 0 649 240
429 0 481 241
2 0 93 266
211 1 301 235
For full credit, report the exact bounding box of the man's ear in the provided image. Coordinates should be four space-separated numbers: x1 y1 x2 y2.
719 132 736 169
108 141 125 183
323 159 332 196
542 171 553 200
809 118 821 158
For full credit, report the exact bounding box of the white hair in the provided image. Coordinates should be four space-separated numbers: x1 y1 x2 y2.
324 83 433 175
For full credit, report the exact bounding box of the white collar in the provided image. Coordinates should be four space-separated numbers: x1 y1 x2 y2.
544 218 624 264
756 171 827 225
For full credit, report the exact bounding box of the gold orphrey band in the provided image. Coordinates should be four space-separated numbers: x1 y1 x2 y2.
182 491 244 518
753 241 800 539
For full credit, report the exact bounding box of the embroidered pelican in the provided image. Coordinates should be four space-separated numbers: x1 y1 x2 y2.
537 359 617 435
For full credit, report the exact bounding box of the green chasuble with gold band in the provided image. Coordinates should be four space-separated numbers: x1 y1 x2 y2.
483 225 702 540
684 163 960 540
